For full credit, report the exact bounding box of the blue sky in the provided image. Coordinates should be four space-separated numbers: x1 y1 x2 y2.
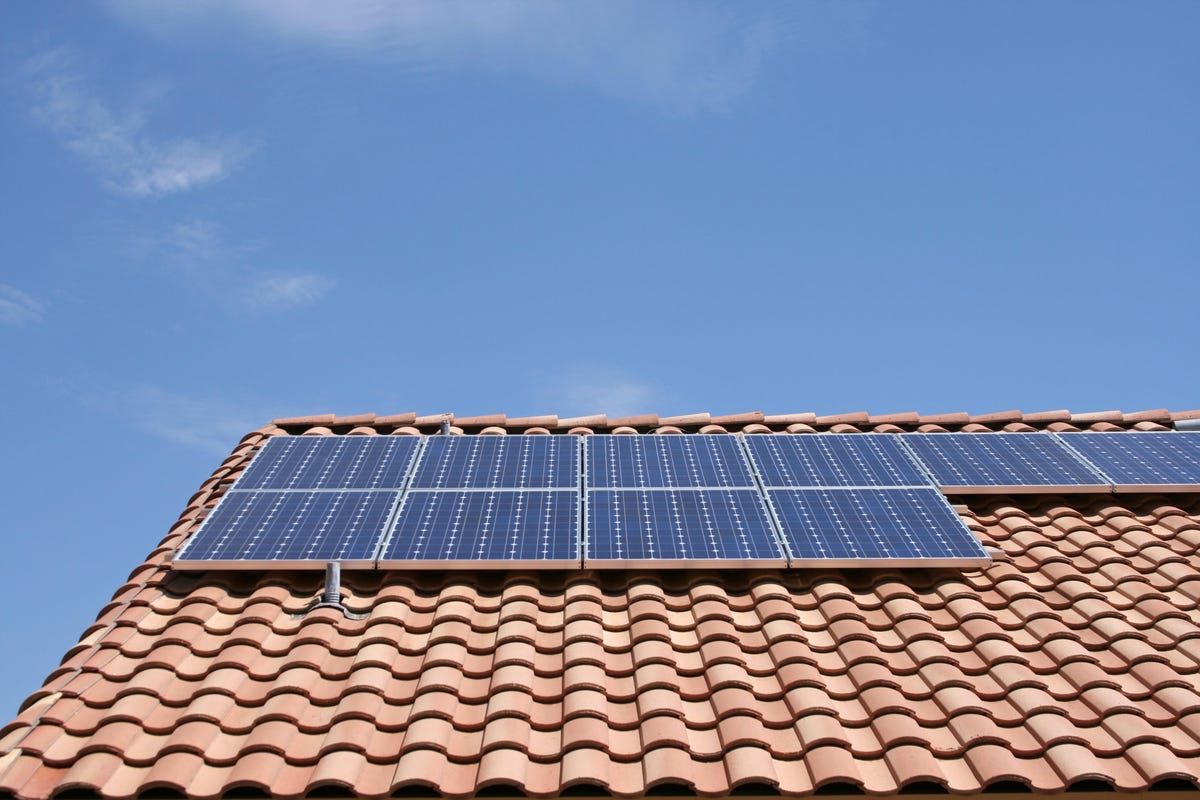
1 1 1197 717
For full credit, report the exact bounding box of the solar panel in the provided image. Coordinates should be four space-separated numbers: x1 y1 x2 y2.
1057 432 1200 491
585 489 786 568
409 436 579 489
901 433 1109 493
586 435 755 488
767 488 990 567
745 434 931 488
235 436 420 490
174 490 397 569
379 490 579 568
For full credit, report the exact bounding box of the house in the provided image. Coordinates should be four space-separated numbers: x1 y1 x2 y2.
2 409 1199 800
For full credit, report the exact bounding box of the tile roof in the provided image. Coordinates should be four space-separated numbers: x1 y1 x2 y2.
3 409 1200 799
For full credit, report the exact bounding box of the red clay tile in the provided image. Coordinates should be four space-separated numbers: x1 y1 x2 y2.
9 414 1200 798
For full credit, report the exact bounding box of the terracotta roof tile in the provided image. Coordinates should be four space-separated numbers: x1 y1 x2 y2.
5 412 1200 799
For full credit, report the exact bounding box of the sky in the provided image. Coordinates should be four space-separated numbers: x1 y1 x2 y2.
1 1 1198 718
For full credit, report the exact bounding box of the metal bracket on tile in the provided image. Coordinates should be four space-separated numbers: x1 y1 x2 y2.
300 561 368 620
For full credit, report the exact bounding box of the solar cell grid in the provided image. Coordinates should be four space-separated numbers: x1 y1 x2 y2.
901 433 1108 493
175 490 396 568
410 436 578 489
1057 433 1200 490
381 490 579 567
586 435 755 488
235 436 420 490
745 434 931 487
768 488 989 566
586 489 785 567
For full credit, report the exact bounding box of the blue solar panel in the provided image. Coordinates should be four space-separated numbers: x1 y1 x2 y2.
901 433 1108 492
235 436 420 490
410 436 579 489
745 434 931 487
1057 433 1200 490
586 435 755 488
768 488 989 566
175 490 396 568
380 490 579 566
586 489 785 566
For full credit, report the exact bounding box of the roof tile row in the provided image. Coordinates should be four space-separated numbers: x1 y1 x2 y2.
271 408 1185 434
4 415 1200 798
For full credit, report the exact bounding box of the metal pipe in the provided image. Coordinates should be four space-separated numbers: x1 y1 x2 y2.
440 418 451 435
1176 419 1200 431
322 561 341 605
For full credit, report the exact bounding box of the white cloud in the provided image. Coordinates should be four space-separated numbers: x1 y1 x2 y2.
543 367 659 418
0 284 46 326
237 272 336 310
124 217 335 312
86 384 265 456
24 48 252 197
108 0 792 113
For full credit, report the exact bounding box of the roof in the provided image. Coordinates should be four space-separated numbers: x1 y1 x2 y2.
3 408 1200 800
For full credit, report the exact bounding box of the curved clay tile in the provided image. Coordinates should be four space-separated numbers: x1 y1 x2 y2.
916 424 950 433
332 414 375 426
566 427 595 435
1047 422 1082 432
522 427 551 435
478 427 507 435
300 427 333 436
346 426 377 436
375 412 417 426
608 414 659 428
611 426 638 435
712 412 765 425
455 414 507 428
828 424 862 433
764 413 818 425
919 412 971 425
506 415 558 429
741 424 772 435
870 424 905 434
557 415 607 429
1073 411 1126 424
698 425 728 434
652 426 684 435
785 424 817 434
659 413 711 426
272 414 335 426
1002 423 1038 432
390 427 421 436
869 412 920 425
961 423 994 433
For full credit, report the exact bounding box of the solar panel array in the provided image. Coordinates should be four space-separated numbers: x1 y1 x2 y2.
174 431 1200 572
236 436 420 490
745 434 929 487
901 433 1109 493
768 488 988 566
586 490 784 567
380 490 579 568
412 436 578 489
586 435 755 488
1057 432 1200 491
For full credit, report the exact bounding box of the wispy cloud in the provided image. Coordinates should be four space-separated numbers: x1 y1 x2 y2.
85 384 266 456
24 48 252 197
541 366 659 418
237 272 336 311
126 217 335 312
108 0 793 113
0 284 46 326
